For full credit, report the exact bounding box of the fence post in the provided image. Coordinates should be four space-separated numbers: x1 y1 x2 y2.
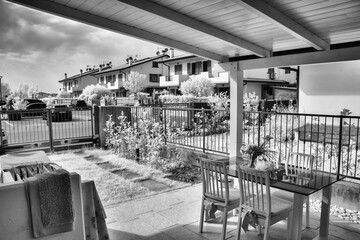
337 115 343 180
163 107 167 145
257 111 261 146
47 109 54 152
202 108 206 153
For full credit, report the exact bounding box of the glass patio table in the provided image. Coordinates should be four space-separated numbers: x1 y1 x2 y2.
222 156 346 240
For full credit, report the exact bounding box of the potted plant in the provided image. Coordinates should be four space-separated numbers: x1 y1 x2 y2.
8 99 27 121
241 135 277 168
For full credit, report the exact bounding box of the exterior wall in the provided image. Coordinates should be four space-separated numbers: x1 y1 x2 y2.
244 83 262 98
299 61 360 115
61 74 98 98
244 67 297 84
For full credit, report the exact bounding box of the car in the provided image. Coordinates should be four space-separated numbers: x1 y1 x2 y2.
70 100 88 109
22 98 47 116
43 105 72 122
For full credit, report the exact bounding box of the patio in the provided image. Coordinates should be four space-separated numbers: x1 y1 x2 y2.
105 183 360 240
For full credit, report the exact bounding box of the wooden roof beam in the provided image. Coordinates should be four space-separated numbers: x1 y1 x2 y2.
116 0 271 57
238 46 360 70
8 0 228 62
233 0 330 51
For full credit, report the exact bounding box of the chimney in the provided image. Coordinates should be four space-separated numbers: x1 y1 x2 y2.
80 69 83 75
170 48 174 58
127 57 133 66
65 73 67 79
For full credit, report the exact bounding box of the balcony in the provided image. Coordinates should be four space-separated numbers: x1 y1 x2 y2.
106 80 123 90
209 71 229 84
159 74 189 87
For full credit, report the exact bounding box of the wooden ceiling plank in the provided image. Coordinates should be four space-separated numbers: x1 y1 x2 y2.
238 46 360 70
233 0 330 50
114 0 270 57
8 0 228 62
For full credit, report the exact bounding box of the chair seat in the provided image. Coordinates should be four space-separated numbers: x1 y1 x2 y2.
205 187 240 204
251 195 293 216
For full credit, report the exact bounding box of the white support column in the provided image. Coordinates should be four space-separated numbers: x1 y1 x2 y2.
229 62 243 158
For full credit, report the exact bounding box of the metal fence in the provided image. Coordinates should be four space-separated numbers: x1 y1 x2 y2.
0 107 94 152
105 106 360 180
242 111 360 180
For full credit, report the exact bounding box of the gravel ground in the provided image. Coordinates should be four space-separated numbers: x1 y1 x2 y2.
310 199 360 224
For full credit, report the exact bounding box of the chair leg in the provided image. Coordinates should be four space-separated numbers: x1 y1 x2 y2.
263 218 270 240
236 209 242 240
305 197 310 228
221 209 228 240
199 199 205 233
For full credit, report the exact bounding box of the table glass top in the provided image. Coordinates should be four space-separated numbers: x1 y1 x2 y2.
225 156 345 196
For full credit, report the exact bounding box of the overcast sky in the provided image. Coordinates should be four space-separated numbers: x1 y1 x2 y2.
0 0 172 94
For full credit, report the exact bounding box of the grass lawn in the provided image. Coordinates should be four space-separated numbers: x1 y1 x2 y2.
48 148 190 207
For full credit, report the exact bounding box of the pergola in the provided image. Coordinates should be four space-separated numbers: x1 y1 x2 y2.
8 0 360 157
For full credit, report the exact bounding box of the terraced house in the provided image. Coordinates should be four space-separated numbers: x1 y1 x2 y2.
92 54 170 98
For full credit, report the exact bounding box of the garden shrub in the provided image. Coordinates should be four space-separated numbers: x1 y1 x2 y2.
104 110 190 172
179 75 214 97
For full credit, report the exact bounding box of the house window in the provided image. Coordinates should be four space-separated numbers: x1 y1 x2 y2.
174 64 182 75
100 76 104 84
64 83 67 89
149 74 161 83
118 73 124 81
203 60 211 72
106 75 115 84
152 62 159 68
111 75 115 86
191 61 202 75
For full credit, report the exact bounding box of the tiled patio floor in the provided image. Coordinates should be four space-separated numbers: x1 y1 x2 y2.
105 184 360 240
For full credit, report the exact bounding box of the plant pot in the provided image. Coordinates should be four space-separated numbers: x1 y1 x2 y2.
8 112 22 121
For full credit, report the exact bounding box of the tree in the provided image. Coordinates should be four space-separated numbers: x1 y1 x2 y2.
1 82 11 99
13 84 30 98
179 75 214 97
80 84 111 100
123 71 147 94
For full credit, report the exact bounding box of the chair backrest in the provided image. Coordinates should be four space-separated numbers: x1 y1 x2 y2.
237 166 271 216
285 152 314 180
200 158 230 203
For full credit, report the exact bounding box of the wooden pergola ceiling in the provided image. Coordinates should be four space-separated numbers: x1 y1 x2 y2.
8 0 360 66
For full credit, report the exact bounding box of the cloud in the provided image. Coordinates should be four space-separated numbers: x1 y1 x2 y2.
0 1 169 93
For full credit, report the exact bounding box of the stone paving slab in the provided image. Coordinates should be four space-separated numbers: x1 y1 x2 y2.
106 183 360 240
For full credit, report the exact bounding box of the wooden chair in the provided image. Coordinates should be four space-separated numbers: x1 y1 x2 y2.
272 152 314 228
199 158 240 240
236 166 293 240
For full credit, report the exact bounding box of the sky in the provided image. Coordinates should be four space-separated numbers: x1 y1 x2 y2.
0 0 173 94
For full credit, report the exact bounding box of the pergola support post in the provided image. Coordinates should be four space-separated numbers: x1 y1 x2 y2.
229 62 243 164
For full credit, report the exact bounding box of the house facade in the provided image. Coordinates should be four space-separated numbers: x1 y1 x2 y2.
158 55 297 100
243 67 297 101
92 55 170 98
158 55 230 95
58 68 100 98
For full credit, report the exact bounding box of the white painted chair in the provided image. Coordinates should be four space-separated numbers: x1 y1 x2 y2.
272 152 315 228
236 166 293 240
